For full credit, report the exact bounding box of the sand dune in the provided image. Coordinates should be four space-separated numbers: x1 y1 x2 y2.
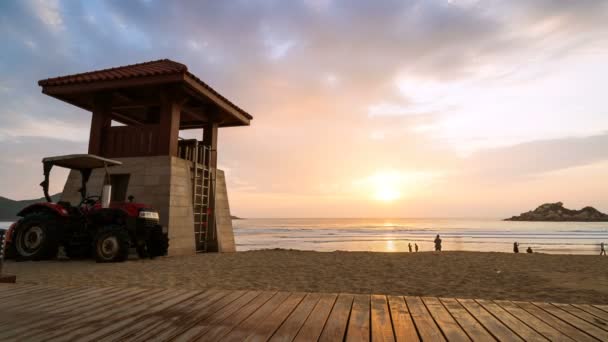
4 250 608 303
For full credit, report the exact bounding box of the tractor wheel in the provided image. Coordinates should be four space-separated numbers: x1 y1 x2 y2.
13 212 59 260
93 225 130 263
148 226 169 258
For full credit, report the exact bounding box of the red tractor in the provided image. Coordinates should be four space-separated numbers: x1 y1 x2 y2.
4 154 168 262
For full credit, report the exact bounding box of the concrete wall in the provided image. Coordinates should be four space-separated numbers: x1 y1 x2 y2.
215 170 236 252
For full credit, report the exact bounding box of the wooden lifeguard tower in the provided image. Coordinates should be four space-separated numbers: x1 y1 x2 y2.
38 59 252 255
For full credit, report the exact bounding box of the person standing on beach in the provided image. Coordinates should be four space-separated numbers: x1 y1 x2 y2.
408 243 412 253
513 242 519 253
601 242 606 256
434 235 442 252
415 243 419 252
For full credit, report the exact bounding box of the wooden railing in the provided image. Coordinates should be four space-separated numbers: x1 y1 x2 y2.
177 139 210 165
102 125 160 158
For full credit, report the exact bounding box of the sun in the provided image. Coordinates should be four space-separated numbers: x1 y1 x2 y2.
370 171 402 202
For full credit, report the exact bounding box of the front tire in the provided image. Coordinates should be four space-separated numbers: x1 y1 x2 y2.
14 212 59 260
93 225 130 263
148 226 169 258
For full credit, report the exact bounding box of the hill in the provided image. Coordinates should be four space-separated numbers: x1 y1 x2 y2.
505 202 608 221
0 193 62 221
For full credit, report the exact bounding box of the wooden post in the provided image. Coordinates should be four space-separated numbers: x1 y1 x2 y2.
157 89 182 156
88 93 112 155
203 122 219 251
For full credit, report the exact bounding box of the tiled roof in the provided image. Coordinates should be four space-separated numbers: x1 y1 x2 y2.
38 59 252 120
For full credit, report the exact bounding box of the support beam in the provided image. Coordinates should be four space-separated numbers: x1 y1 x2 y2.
88 93 112 155
203 121 219 251
157 89 182 156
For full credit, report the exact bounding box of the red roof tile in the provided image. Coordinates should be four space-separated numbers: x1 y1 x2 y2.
38 59 252 120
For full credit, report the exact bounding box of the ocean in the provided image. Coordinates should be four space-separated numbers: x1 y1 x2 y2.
233 218 608 255
3 218 607 255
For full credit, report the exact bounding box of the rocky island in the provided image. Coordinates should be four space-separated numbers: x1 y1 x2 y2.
506 202 608 221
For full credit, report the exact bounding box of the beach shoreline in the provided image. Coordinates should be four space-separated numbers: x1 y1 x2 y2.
5 249 608 304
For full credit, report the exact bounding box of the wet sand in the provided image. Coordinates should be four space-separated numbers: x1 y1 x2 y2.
4 250 608 303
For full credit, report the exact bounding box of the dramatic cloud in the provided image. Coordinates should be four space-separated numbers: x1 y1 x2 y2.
1 0 607 217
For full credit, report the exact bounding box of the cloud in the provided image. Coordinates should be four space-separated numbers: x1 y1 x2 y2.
0 0 607 216
26 0 64 32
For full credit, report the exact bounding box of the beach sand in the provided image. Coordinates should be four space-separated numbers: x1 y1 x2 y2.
4 250 608 303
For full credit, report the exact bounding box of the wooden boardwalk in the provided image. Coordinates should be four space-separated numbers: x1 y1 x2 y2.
1 284 608 341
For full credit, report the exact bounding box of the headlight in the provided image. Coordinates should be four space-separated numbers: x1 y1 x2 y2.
139 211 159 220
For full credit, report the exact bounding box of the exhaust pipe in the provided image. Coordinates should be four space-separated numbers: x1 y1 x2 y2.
101 184 112 208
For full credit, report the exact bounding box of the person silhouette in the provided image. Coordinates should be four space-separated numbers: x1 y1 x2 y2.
526 246 533 254
513 242 519 253
415 243 419 252
601 242 606 256
408 243 412 253
434 234 442 252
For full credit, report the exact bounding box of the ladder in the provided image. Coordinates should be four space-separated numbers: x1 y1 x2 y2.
191 143 213 253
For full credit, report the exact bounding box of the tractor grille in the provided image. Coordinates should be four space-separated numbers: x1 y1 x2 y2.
139 218 160 229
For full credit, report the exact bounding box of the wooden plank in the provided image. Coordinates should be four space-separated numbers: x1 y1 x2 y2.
457 298 522 341
0 284 42 299
0 287 156 340
387 296 419 342
7 289 161 339
593 304 608 313
573 304 608 322
493 300 574 341
76 289 203 342
244 292 306 341
100 289 227 341
4 286 117 317
513 301 596 342
371 295 395 342
552 303 608 330
183 291 277 341
532 302 608 340
406 296 446 341
0 286 121 328
319 293 354 342
220 291 291 342
42 288 194 341
423 297 470 342
165 291 262 342
270 292 321 342
293 293 338 342
346 294 371 342
0 285 78 311
476 299 547 341
440 298 494 342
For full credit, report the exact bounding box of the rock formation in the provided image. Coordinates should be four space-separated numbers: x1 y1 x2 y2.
505 202 608 221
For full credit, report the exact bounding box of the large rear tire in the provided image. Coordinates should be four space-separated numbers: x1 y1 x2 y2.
14 212 59 260
93 225 130 263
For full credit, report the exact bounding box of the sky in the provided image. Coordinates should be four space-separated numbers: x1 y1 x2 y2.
1 0 608 218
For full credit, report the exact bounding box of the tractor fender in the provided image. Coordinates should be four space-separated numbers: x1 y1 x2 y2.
5 221 19 244
17 203 69 218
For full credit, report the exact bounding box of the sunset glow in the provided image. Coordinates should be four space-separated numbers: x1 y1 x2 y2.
1 1 607 218
370 171 402 202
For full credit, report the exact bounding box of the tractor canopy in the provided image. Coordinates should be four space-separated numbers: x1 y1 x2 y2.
41 154 122 203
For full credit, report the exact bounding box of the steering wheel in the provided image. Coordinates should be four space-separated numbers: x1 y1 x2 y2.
79 195 101 208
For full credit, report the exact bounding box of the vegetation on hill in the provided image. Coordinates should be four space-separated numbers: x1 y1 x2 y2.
506 202 608 221
0 194 62 221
